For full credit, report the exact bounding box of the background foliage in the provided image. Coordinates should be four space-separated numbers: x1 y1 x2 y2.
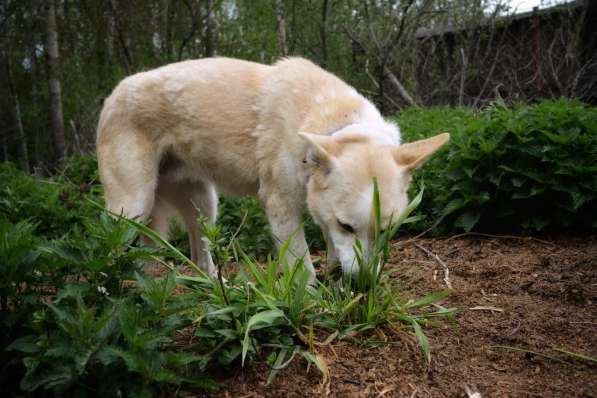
1 0 595 168
397 99 597 233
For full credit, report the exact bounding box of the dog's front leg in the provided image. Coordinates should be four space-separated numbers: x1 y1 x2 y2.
262 194 315 281
323 228 338 267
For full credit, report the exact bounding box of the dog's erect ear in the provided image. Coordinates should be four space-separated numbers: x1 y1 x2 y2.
298 132 338 169
393 133 450 171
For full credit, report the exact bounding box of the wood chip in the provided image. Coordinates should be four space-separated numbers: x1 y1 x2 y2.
469 306 504 312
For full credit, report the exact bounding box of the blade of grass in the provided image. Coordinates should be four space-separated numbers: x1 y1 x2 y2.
405 290 453 309
242 309 285 366
552 347 597 363
411 320 431 364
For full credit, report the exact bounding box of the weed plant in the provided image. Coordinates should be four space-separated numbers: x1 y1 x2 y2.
133 178 455 383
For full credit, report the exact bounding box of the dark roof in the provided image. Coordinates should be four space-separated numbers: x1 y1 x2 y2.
415 0 589 38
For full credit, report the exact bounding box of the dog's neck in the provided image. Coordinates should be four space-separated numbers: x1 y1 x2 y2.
329 121 400 146
327 99 401 146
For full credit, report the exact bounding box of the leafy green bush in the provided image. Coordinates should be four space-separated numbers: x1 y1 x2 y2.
59 152 101 188
397 99 597 232
216 197 273 259
8 273 217 396
1 214 218 396
0 162 102 239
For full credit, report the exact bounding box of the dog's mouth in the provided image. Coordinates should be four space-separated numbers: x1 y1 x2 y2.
318 264 361 291
327 262 343 280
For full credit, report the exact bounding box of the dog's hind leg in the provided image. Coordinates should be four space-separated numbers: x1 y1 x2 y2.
98 131 160 224
97 130 164 273
155 178 218 277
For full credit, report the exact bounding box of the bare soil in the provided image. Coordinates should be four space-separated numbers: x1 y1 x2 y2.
200 235 597 398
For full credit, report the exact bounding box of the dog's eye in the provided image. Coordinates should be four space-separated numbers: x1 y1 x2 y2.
338 220 355 233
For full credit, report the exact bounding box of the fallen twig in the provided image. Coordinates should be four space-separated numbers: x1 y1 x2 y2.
444 232 555 246
393 223 438 248
414 243 452 289
469 306 504 313
508 319 522 336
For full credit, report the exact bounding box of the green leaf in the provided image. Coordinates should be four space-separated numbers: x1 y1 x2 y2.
55 283 89 303
454 210 480 232
405 290 452 309
267 348 289 384
300 350 328 377
439 198 467 218
511 177 524 187
242 309 285 366
21 363 74 392
166 351 209 367
6 335 39 353
552 347 597 363
412 320 431 364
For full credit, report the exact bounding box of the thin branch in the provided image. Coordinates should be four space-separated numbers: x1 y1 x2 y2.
364 63 402 109
178 0 203 61
444 232 555 246
458 47 467 106
413 243 452 289
107 0 134 73
385 66 418 107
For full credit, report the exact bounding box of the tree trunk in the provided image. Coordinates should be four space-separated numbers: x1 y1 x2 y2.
106 1 115 59
108 0 134 73
204 0 215 57
179 0 201 61
5 54 30 172
275 0 288 57
1 130 7 163
46 0 66 164
319 0 329 67
30 41 43 167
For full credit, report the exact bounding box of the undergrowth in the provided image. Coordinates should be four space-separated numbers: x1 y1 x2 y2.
1 173 454 396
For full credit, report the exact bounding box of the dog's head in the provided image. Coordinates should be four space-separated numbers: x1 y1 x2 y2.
300 131 449 275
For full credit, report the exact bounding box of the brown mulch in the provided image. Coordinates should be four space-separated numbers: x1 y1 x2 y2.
195 235 597 398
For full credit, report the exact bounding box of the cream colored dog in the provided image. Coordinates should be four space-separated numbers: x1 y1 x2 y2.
96 57 448 279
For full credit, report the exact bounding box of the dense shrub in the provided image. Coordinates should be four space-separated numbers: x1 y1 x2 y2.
59 152 101 187
0 162 102 238
0 215 222 396
397 99 597 233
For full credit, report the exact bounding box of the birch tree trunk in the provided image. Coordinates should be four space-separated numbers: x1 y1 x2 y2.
46 0 66 164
